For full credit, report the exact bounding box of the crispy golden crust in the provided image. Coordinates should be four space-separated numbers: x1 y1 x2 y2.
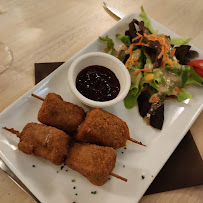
75 108 130 149
38 93 85 132
18 123 70 165
66 143 116 186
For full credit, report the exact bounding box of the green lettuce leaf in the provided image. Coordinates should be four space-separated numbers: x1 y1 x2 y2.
170 37 191 46
143 48 152 64
165 65 190 87
177 89 192 102
124 89 142 109
124 72 143 109
148 68 162 90
116 34 131 46
99 36 115 55
186 66 203 86
139 6 158 34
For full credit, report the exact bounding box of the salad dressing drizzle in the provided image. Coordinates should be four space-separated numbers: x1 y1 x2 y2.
143 102 163 125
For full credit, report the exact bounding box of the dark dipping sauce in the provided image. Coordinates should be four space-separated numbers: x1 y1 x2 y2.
76 65 120 101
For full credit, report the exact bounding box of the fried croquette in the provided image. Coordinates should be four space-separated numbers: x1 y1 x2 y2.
18 123 70 165
38 93 85 132
65 143 117 186
75 108 130 149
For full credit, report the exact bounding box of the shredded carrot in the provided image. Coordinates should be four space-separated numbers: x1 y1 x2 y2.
162 46 167 68
143 33 174 68
135 43 149 47
125 57 138 67
172 87 182 96
138 37 143 44
149 95 160 103
127 42 149 54
126 32 174 69
169 48 176 57
125 42 149 67
165 96 173 101
158 47 164 59
134 69 152 76
136 32 142 37
127 44 135 55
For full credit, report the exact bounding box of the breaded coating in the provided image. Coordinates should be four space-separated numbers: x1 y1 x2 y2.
38 93 85 132
66 143 117 186
75 108 130 149
18 123 70 165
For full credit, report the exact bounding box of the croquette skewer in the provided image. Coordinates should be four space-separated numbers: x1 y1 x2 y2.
66 143 127 186
32 93 145 148
76 108 146 149
3 126 127 184
32 93 85 132
3 123 70 165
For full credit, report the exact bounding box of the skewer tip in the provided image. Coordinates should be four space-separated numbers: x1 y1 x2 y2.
128 137 146 147
31 93 44 101
110 172 128 182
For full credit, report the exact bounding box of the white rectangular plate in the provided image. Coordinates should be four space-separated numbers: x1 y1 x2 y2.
0 13 202 203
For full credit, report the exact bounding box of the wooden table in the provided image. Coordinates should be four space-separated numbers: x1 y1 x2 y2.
0 0 202 202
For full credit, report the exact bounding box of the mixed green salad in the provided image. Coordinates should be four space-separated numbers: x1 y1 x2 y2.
99 7 203 129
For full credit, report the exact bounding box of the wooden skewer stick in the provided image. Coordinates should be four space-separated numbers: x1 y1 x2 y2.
31 93 146 147
128 137 146 147
2 127 21 138
31 93 44 101
110 172 128 182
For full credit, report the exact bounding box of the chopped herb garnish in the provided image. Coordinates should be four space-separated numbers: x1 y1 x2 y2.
142 175 145 179
60 165 64 170
72 179 76 182
73 186 76 189
123 165 125 168
73 202 76 203
56 171 59 173
32 165 35 167
91 191 97 194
